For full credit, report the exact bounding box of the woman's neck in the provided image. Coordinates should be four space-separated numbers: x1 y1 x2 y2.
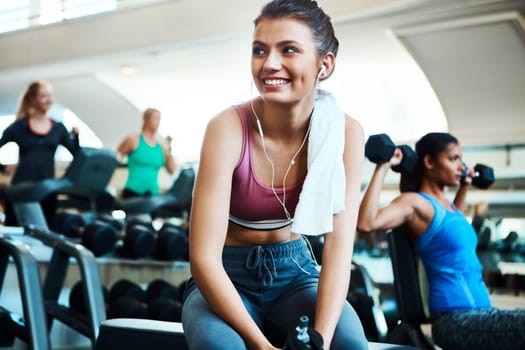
29 111 48 120
142 129 157 145
419 180 447 201
256 98 314 138
28 113 52 135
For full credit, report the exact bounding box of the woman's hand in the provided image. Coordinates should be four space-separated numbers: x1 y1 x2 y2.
461 165 474 186
3 164 16 175
389 147 404 168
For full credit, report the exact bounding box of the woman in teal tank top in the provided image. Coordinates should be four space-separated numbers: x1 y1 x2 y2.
358 132 525 350
117 108 176 198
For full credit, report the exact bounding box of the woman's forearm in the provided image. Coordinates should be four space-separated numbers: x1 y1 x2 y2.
314 230 353 348
454 182 470 212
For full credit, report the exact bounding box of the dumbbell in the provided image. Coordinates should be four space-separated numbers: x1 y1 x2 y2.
52 211 86 237
113 218 156 259
145 279 183 322
115 217 190 260
51 211 119 256
109 278 185 321
283 315 323 350
461 163 495 189
69 280 109 316
145 278 181 303
365 134 417 173
96 212 125 234
155 222 189 261
106 279 149 319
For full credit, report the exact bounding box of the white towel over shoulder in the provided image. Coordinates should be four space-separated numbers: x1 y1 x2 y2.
291 89 346 236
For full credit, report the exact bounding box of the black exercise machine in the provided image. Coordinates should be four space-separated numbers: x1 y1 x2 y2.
387 225 435 349
95 318 419 350
5 147 119 229
117 166 195 219
0 229 50 350
1 225 106 347
348 262 389 342
0 147 117 346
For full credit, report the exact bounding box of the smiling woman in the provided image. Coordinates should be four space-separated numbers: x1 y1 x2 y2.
182 1 368 349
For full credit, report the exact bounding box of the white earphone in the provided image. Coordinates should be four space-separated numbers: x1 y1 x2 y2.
318 64 327 80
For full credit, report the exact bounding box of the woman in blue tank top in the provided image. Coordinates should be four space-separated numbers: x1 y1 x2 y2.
358 132 525 349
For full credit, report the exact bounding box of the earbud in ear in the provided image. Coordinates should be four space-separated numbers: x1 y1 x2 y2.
317 65 327 80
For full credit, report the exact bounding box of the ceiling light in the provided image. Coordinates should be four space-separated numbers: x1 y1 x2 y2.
121 65 135 76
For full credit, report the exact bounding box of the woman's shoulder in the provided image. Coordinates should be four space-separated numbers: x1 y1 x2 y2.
344 114 363 133
399 191 436 216
343 113 364 146
207 104 245 133
117 133 140 154
8 118 26 128
218 102 249 119
200 105 245 162
3 118 28 134
50 119 67 130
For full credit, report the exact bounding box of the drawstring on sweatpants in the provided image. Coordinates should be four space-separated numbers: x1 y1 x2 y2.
244 246 276 288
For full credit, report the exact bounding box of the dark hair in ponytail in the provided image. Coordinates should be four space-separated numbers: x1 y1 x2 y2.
254 0 339 59
400 132 458 192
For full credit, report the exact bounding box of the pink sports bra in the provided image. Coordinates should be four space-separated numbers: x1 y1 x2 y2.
228 105 305 229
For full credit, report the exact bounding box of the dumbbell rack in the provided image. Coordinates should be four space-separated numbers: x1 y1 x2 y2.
2 225 106 347
0 232 50 350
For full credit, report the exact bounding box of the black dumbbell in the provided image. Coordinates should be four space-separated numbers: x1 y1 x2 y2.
51 211 118 257
69 280 109 316
96 213 125 234
148 298 182 322
365 134 417 173
154 223 189 261
124 223 156 258
82 221 121 257
145 279 183 322
106 279 149 319
145 279 181 304
113 219 156 259
52 211 86 237
461 163 495 189
283 315 323 350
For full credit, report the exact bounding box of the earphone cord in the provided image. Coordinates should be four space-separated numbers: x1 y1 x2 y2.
251 99 312 221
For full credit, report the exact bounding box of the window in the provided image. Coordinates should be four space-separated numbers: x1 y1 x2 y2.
0 1 29 34
0 0 165 35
